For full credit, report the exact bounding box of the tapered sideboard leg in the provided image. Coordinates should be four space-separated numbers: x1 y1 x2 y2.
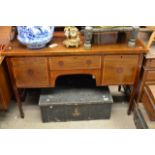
118 85 121 92
6 58 24 118
14 88 24 118
128 54 143 115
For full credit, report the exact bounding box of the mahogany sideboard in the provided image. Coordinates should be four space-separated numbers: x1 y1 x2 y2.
1 32 148 118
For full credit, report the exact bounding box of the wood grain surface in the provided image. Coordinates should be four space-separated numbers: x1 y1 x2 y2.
1 32 148 57
0 58 12 110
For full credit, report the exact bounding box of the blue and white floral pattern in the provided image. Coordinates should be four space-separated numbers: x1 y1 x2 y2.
17 26 54 49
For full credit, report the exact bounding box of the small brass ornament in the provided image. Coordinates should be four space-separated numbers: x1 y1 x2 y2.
63 26 81 48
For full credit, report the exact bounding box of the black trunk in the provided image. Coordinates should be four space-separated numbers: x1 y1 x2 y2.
39 87 113 123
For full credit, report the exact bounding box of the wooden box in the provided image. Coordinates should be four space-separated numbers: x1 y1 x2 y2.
92 32 118 45
141 85 155 121
39 87 113 122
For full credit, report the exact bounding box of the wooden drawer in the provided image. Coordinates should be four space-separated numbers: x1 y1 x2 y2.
146 71 155 81
102 55 139 85
10 57 50 87
49 56 101 70
141 85 155 121
145 59 155 68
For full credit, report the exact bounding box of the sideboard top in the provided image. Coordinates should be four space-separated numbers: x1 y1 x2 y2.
1 32 148 57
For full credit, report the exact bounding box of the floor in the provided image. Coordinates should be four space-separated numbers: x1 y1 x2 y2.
0 86 136 129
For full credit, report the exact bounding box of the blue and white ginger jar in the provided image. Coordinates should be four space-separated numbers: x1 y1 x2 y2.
17 26 54 49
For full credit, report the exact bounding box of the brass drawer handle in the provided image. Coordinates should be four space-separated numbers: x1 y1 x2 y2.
116 67 124 73
58 61 64 66
86 59 92 65
27 69 34 75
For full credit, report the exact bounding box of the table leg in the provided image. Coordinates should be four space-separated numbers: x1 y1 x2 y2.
6 58 24 118
128 54 143 115
118 85 121 92
128 87 136 114
13 87 24 118
137 70 147 102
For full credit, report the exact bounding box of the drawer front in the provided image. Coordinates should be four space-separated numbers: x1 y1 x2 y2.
145 59 155 68
102 55 139 85
49 56 101 70
11 57 49 87
146 71 155 81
